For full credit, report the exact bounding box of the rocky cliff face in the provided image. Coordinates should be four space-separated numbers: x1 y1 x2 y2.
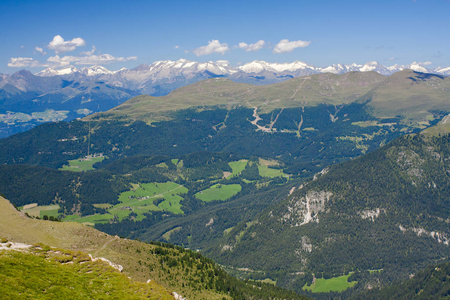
280 190 332 227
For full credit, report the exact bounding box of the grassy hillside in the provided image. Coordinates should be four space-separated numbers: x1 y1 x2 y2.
0 196 307 300
89 72 384 122
0 243 173 299
90 70 450 125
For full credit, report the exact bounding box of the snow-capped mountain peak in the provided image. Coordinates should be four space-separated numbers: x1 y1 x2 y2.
80 65 114 76
320 64 346 74
407 62 428 73
28 59 449 96
238 60 314 73
37 65 79 77
435 66 450 76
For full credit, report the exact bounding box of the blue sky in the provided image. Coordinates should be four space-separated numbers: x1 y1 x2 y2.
1 0 448 73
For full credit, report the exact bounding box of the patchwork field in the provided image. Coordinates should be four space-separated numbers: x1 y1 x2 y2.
68 182 188 225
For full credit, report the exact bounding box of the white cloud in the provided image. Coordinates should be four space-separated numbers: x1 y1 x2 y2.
193 40 229 56
174 45 180 49
238 40 265 52
8 57 47 68
48 35 86 54
419 61 432 66
273 39 311 54
81 46 96 56
47 53 137 67
35 46 47 55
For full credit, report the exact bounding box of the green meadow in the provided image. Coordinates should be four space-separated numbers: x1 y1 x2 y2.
67 182 188 225
227 160 248 178
59 156 105 172
302 273 357 293
258 164 290 178
195 184 242 202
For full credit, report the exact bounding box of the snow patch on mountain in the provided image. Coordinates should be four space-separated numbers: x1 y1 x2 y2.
435 66 450 76
239 60 315 73
407 62 428 73
80 65 115 76
38 66 79 76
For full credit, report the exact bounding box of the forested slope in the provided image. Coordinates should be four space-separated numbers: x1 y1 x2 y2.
206 129 450 295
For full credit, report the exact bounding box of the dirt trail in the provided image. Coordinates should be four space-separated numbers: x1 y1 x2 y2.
290 77 311 100
92 236 118 256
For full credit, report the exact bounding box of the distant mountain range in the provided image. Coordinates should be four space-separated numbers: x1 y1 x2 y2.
34 59 450 94
0 59 449 138
3 60 449 98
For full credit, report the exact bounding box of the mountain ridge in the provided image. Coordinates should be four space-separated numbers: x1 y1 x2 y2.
35 60 450 79
90 69 450 125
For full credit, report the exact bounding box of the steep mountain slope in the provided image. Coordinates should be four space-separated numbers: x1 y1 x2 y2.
204 123 450 295
0 196 307 300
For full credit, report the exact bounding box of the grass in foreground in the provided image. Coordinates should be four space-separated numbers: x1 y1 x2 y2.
0 246 172 299
303 273 357 293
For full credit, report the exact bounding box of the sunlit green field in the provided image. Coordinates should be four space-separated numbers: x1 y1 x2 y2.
227 160 248 178
67 182 188 225
195 184 242 202
59 156 105 172
302 273 357 293
257 164 290 178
